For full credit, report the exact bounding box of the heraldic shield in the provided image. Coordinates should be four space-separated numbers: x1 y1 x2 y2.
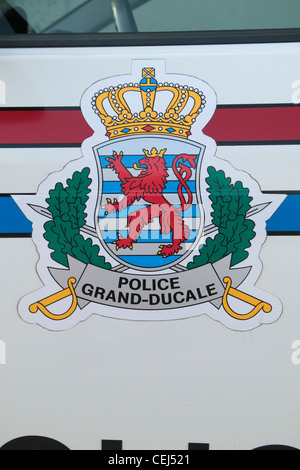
95 136 205 271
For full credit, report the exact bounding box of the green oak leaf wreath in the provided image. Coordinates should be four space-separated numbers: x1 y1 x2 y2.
43 167 111 270
188 166 256 269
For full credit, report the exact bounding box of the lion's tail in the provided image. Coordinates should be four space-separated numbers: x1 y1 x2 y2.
172 154 196 211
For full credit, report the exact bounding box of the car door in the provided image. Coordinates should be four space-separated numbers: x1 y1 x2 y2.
0 0 300 451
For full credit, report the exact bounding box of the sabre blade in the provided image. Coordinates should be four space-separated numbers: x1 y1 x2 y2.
28 201 271 240
201 202 271 237
28 204 98 238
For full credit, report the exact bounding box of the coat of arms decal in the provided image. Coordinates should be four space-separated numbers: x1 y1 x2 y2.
15 60 285 331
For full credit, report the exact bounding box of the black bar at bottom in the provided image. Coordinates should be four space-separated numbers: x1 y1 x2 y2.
102 439 123 450
188 442 210 450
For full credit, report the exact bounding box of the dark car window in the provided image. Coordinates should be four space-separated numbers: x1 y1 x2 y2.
0 0 300 34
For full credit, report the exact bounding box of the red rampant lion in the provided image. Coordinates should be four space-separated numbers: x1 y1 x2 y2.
103 147 197 258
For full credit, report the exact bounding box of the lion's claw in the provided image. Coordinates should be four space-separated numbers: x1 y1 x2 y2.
106 151 123 169
114 235 134 251
102 197 118 215
157 244 183 257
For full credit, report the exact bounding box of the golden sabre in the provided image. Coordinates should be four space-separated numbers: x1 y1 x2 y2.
222 277 272 320
29 277 78 320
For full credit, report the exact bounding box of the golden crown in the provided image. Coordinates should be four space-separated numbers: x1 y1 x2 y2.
143 147 167 158
91 67 206 140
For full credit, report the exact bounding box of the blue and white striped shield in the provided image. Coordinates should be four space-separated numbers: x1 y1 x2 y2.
94 135 205 271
